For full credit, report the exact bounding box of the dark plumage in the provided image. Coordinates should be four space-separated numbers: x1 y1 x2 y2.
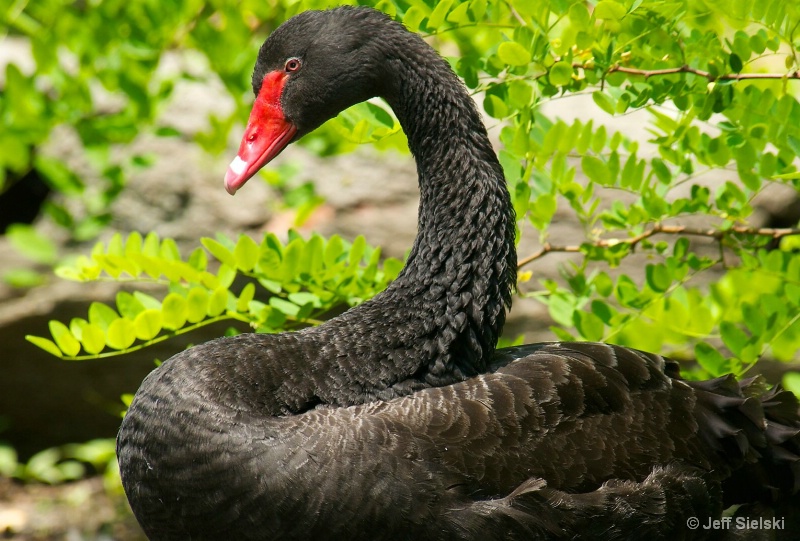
118 7 800 540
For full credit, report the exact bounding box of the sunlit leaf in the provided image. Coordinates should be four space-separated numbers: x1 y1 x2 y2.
107 318 136 350
202 238 237 267
236 283 256 313
162 293 188 331
80 323 106 355
88 303 118 332
498 41 531 66
134 310 162 341
548 61 573 86
208 286 229 317
26 335 63 358
186 287 210 323
234 235 260 271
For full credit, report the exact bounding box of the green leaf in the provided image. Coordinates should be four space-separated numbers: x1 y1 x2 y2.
80 323 106 355
26 335 63 358
186 287 209 323
288 292 321 307
208 286 229 317
783 372 800 398
188 247 208 271
446 1 470 23
507 80 532 109
720 321 748 357
403 6 426 32
695 342 727 376
771 171 800 180
594 1 626 20
573 310 605 341
270 297 300 317
651 158 672 184
324 235 345 266
673 238 690 259
236 283 256 313
6 224 58 265
217 264 236 289
349 236 367 268
569 3 591 28
88 303 119 331
34 156 84 195
581 156 611 185
25 448 64 483
134 309 162 341
741 303 765 336
592 92 615 115
116 291 146 320
106 233 124 256
427 0 453 29
528 193 556 230
202 238 237 267
591 300 614 324
133 292 162 311
546 293 575 326
593 272 614 297
162 293 188 331
106 318 136 350
160 238 181 261
69 318 88 341
3 268 45 288
142 232 160 256
124 232 143 256
749 32 767 54
615 275 643 308
0 445 18 477
234 235 260 271
645 264 671 292
729 53 743 73
484 94 508 119
548 61 573 86
498 41 531 67
363 102 395 129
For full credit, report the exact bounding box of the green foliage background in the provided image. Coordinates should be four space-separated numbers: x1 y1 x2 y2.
3 0 800 485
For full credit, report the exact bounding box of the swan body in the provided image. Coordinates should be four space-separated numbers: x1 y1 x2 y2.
118 7 800 540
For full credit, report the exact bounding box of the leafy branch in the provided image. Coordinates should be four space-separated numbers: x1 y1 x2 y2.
606 65 800 81
518 225 800 268
26 231 403 360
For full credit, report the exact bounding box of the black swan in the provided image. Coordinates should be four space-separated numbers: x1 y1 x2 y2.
118 7 800 540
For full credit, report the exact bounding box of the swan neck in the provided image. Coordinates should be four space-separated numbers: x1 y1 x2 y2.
367 34 517 379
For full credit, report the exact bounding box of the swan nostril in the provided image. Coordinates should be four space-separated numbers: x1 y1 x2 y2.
247 133 257 142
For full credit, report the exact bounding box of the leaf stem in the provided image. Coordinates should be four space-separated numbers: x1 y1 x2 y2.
61 314 243 361
518 225 800 268
605 64 800 82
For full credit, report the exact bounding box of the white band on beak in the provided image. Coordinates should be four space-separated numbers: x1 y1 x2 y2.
229 155 247 175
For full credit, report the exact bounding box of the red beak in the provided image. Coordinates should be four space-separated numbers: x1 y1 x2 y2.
224 71 298 195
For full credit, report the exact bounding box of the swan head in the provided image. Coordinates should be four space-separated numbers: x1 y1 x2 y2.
225 7 396 194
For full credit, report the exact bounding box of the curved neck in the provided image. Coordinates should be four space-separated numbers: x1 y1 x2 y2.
382 33 516 374
305 30 516 399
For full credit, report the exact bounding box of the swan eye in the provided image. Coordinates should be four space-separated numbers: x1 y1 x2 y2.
285 58 302 72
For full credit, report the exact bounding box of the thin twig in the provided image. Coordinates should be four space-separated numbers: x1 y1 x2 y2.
517 224 800 268
605 64 800 82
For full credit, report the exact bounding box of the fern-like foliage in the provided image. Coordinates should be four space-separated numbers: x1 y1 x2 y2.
26 231 403 360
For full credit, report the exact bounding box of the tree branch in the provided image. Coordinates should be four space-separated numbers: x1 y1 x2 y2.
605 64 800 81
517 224 800 268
